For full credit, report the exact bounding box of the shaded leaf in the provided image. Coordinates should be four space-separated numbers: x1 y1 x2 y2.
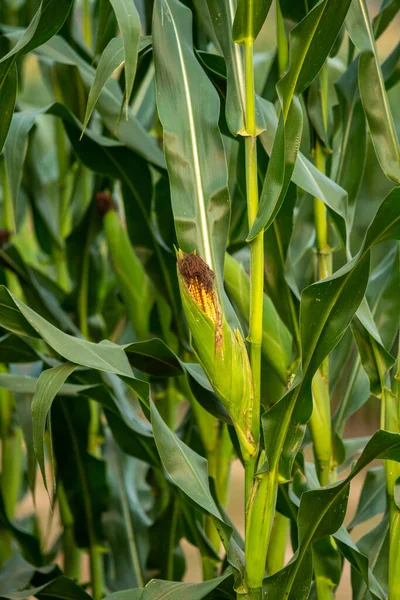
109 0 141 115
346 0 400 183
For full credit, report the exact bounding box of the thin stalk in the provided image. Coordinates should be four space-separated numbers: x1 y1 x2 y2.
272 219 301 356
266 511 288 575
0 157 15 233
0 158 23 298
389 502 400 599
83 0 93 50
204 445 220 580
58 483 81 580
48 68 71 292
166 498 179 581
62 402 103 600
215 423 232 506
310 138 333 487
182 377 224 576
78 193 95 339
114 447 144 587
245 469 278 591
0 163 23 524
276 0 288 78
244 37 262 502
385 340 400 600
0 384 23 519
309 370 332 486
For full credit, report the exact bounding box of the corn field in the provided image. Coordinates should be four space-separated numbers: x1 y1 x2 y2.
0 0 399 599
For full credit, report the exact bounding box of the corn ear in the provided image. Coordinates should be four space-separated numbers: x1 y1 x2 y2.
99 193 154 340
177 250 257 460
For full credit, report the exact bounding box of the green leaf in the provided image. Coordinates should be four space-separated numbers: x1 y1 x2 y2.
0 0 72 149
52 398 109 548
346 0 400 183
263 185 400 478
32 36 165 168
0 372 91 396
206 0 266 135
232 0 272 44
153 0 231 305
104 440 148 589
334 58 367 228
0 555 59 596
265 430 400 598
0 286 134 377
224 252 291 384
349 515 389 599
150 400 221 520
206 0 245 136
0 334 40 364
351 310 394 398
0 62 17 153
82 37 124 135
0 493 42 567
123 339 183 377
373 0 400 39
335 524 387 600
248 0 353 240
259 97 348 231
109 0 141 116
141 573 231 599
102 208 154 341
349 467 386 529
32 363 78 492
103 590 143 600
0 0 73 61
4 110 39 213
0 575 92 600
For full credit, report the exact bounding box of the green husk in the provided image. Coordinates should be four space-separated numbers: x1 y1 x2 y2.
177 250 257 460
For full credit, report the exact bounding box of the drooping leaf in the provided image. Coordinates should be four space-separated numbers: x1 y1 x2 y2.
263 186 400 479
52 397 109 548
141 573 231 600
0 286 134 377
346 0 400 183
351 309 394 398
0 0 72 149
0 61 17 152
82 37 124 134
108 0 141 116
32 362 78 491
0 0 73 63
0 576 92 600
248 0 353 240
31 36 165 168
0 494 42 567
150 400 221 520
373 0 400 40
349 467 387 529
264 430 400 598
334 57 367 228
335 524 387 600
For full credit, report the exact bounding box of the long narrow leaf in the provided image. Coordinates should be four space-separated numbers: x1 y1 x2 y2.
153 0 230 300
346 0 400 183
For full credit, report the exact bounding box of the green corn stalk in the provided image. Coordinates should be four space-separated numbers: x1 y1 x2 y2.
177 250 257 462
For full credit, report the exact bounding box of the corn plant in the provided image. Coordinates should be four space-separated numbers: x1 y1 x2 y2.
0 0 399 599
